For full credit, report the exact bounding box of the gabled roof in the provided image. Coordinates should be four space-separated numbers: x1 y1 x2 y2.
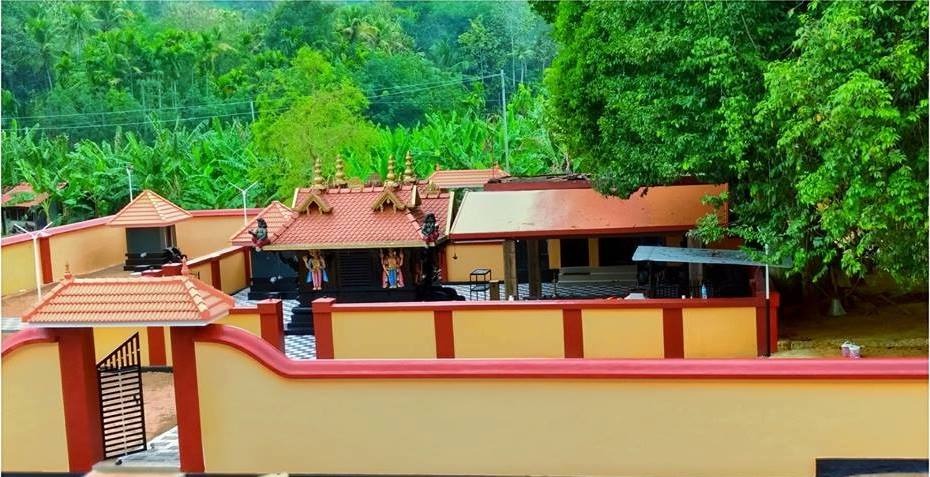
450 184 728 240
428 166 509 189
1 182 65 208
295 192 333 214
107 190 193 228
230 201 300 246
21 274 234 327
231 183 452 250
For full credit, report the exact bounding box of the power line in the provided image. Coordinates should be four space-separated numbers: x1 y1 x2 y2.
2 74 498 122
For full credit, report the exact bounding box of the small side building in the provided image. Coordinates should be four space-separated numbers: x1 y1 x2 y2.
107 190 193 271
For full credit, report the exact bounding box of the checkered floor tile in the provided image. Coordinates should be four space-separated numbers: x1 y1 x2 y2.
232 289 313 360
448 281 630 300
104 426 179 468
1 317 22 332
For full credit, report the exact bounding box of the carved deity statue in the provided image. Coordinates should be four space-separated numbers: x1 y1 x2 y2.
380 248 404 288
249 218 270 251
303 250 327 291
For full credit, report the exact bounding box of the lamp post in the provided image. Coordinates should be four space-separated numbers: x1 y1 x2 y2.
228 180 258 225
13 221 55 302
126 164 134 201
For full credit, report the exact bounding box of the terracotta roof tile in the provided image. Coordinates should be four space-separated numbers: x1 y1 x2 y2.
230 201 300 246
0 183 64 208
233 183 451 250
21 275 234 326
428 166 509 189
107 190 193 228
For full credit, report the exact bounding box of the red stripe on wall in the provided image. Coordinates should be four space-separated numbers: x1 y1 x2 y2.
434 310 454 358
170 327 205 472
210 259 222 290
562 309 584 358
662 308 684 358
147 327 167 366
55 328 103 472
39 235 53 284
312 298 335 359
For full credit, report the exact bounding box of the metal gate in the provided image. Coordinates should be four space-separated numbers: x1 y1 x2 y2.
96 333 147 459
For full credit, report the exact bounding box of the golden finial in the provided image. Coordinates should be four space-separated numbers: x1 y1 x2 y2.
334 155 347 187
311 155 325 190
385 155 397 188
403 150 415 184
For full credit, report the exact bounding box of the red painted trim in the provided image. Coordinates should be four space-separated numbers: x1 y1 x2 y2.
434 310 454 358
312 298 335 359
756 306 768 357
1 216 114 246
769 291 780 353
562 309 584 358
242 247 252 284
0 328 57 357
188 208 263 217
450 224 697 241
210 259 222 290
452 239 507 245
257 299 285 352
54 328 103 472
39 235 53 283
331 297 764 312
193 325 928 380
229 305 259 315
662 308 684 359
170 327 205 473
187 245 248 267
147 327 167 366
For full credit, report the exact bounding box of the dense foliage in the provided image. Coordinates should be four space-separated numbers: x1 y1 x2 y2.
2 0 559 221
544 0 928 286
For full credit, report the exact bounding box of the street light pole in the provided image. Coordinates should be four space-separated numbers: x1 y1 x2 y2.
126 165 134 201
228 180 258 225
13 221 55 302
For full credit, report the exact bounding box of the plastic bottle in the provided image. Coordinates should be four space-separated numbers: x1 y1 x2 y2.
700 282 708 299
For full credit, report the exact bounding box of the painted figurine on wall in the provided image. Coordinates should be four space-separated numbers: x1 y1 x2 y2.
380 248 404 288
249 218 270 251
303 250 327 291
420 213 439 246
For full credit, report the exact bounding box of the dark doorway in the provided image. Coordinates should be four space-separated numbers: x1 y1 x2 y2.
560 238 589 267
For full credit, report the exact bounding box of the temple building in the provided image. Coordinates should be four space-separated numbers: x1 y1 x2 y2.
108 190 192 271
230 154 457 334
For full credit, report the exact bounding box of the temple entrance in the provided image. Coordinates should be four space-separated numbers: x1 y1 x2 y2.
96 333 147 459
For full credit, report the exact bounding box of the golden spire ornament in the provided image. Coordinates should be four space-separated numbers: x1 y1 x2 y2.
403 150 416 184
385 155 397 188
334 155 347 188
311 155 325 190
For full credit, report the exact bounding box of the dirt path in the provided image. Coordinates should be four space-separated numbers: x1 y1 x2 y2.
142 372 176 440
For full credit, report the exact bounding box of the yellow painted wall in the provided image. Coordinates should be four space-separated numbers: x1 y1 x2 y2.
49 225 126 281
446 242 505 282
582 308 665 358
189 262 213 285
452 309 563 358
94 327 151 366
587 238 599 267
176 216 250 259
195 342 929 477
216 313 263 339
218 252 247 294
1 240 37 296
547 239 560 269
2 342 70 472
682 307 757 358
332 311 436 359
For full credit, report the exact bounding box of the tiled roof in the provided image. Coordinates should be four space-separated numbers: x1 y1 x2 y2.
428 166 509 189
232 183 451 250
1 183 62 208
230 201 300 246
450 184 728 239
107 190 193 228
21 274 234 326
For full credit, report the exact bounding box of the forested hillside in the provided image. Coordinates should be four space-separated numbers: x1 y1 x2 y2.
1 0 559 218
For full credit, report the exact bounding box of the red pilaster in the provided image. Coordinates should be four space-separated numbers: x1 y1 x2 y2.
434 310 454 358
769 291 780 354
312 298 335 359
257 299 285 352
39 235 53 284
662 308 684 358
54 328 103 472
562 308 584 358
147 327 167 366
210 259 222 290
170 326 205 473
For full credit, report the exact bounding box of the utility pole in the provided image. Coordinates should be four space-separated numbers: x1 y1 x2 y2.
126 164 134 201
228 180 258 225
14 221 54 302
500 70 510 170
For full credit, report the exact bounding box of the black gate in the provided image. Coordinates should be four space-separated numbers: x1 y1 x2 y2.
96 333 147 459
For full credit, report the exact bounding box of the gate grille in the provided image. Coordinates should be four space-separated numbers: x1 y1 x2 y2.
96 333 147 459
